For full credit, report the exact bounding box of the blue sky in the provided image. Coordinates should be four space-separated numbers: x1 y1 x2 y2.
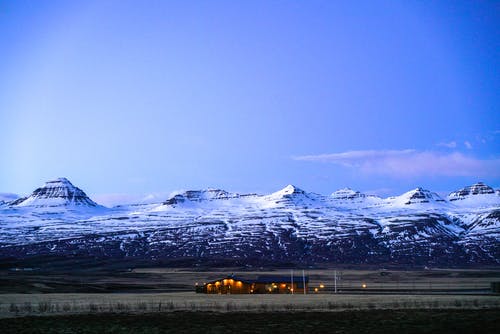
0 0 499 205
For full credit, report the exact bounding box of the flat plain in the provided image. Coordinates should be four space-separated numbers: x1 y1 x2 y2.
1 267 499 317
1 267 499 332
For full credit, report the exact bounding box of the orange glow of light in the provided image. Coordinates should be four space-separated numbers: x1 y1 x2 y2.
215 281 220 286
236 281 242 286
319 284 325 289
281 284 286 288
314 288 318 293
362 283 367 288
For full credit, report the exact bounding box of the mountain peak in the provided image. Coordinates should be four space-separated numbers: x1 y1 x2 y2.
331 188 364 199
10 177 98 207
54 177 71 183
449 182 496 201
282 184 301 193
392 187 445 205
272 184 306 197
163 188 240 205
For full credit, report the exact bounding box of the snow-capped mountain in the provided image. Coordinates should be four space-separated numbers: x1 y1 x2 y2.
164 188 241 206
386 187 446 206
9 178 99 208
265 185 324 207
447 182 500 209
331 188 367 200
449 182 496 200
0 179 499 267
330 188 382 208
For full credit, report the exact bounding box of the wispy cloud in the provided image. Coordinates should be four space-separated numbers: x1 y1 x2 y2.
464 141 473 149
437 141 457 148
293 150 500 178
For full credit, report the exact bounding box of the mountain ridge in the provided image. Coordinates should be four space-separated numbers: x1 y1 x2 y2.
1 178 499 267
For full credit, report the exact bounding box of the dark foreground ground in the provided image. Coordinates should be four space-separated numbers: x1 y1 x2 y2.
2 309 499 334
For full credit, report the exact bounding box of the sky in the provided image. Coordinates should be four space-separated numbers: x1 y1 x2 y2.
0 0 499 206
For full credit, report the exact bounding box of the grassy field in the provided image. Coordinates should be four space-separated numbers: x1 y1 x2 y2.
1 292 499 318
1 309 499 333
1 267 499 332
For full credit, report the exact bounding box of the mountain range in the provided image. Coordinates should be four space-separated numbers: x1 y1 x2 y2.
0 178 499 268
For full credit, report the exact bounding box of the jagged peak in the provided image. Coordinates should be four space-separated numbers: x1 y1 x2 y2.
9 177 99 208
43 177 76 188
391 187 445 205
449 182 496 201
282 184 302 193
271 184 307 197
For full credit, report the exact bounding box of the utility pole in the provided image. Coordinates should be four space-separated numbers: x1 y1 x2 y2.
334 270 337 294
302 269 306 294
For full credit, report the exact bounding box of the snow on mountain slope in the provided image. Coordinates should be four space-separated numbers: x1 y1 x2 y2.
163 188 242 206
449 182 495 199
331 188 367 200
385 187 446 206
10 178 100 208
0 181 498 266
330 188 383 209
448 182 500 208
264 185 326 207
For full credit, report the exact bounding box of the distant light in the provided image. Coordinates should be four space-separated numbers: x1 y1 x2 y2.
319 284 325 289
362 283 367 288
314 288 318 293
